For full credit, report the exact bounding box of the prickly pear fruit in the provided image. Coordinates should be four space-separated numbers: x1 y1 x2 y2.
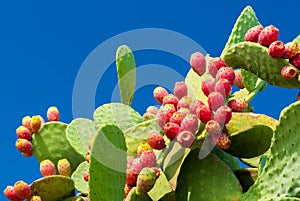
216 133 231 150
205 120 222 135
228 98 248 112
176 130 194 148
180 114 199 134
124 184 133 198
208 57 227 77
13 180 31 200
136 167 157 193
244 25 263 42
216 67 235 85
30 195 42 201
189 99 205 115
281 66 298 79
163 122 180 140
157 104 176 128
196 105 212 123
85 151 90 163
47 106 60 121
174 81 188 99
16 126 32 141
283 41 299 59
22 116 32 131
268 41 285 58
83 171 89 182
169 112 185 125
201 80 216 97
3 186 21 201
162 94 179 108
140 150 156 168
15 139 33 157
57 158 72 177
146 106 159 115
177 96 192 110
137 142 152 156
40 159 56 176
214 105 232 125
214 78 232 98
290 53 300 69
147 130 166 150
153 86 168 104
234 70 245 89
190 52 206 76
208 92 225 111
258 25 279 47
30 115 42 133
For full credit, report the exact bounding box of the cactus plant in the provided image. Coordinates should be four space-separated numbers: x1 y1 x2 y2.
5 5 300 201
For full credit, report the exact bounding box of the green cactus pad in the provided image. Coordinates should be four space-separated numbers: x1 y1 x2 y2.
63 196 86 201
71 161 89 194
221 6 259 55
212 147 241 171
148 170 172 201
27 176 75 201
124 119 159 154
223 42 300 88
93 103 144 131
89 124 127 201
66 118 96 157
175 149 242 201
125 187 152 201
293 35 300 46
234 168 258 192
258 154 268 175
281 198 300 201
241 69 263 92
32 122 84 172
241 101 300 200
116 45 136 105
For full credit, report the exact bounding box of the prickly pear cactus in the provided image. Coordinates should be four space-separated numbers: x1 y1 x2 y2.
71 161 89 194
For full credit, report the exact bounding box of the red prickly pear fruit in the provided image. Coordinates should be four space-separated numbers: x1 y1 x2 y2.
290 53 300 69
205 120 222 135
57 158 72 177
268 41 285 58
4 186 22 201
147 130 166 150
140 150 156 168
16 126 32 141
174 81 188 99
146 106 159 115
208 58 227 77
244 25 263 42
177 107 190 116
30 115 42 133
13 180 31 200
216 133 231 150
136 167 157 193
190 52 206 76
214 105 232 125
180 114 198 134
157 104 176 128
163 122 181 140
162 94 179 108
234 70 245 89
214 78 232 98
123 184 133 198
30 195 42 201
177 96 192 110
207 92 225 111
131 158 144 174
47 106 60 121
258 25 279 47
137 142 152 156
228 98 248 112
22 116 32 131
169 112 185 125
176 131 194 148
189 100 205 115
126 158 143 186
283 42 299 59
40 159 56 176
151 167 161 179
85 151 90 163
201 80 215 97
153 86 168 104
196 105 212 123
216 67 235 85
15 139 33 157
83 170 89 182
281 66 298 79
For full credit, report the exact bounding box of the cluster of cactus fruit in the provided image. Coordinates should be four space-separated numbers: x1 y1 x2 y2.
4 5 300 201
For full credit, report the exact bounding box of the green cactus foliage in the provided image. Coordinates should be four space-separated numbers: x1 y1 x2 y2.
71 161 89 194
116 45 136 105
63 196 86 201
27 176 75 201
32 122 84 172
281 198 300 201
221 6 259 55
223 42 300 88
234 168 258 192
124 119 159 154
212 147 241 171
241 101 300 200
125 187 152 201
66 118 96 157
148 170 172 201
89 124 127 201
175 149 243 201
258 154 268 175
293 35 300 46
93 103 144 131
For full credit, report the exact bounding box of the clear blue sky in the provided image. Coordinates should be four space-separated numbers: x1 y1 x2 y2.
1 1 299 199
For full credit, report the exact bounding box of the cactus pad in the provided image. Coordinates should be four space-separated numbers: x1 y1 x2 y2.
27 176 75 201
223 42 300 88
116 45 136 105
89 124 127 201
125 187 152 201
32 122 84 172
241 101 300 200
71 161 89 194
148 170 172 201
234 168 258 192
63 196 86 201
175 149 242 200
93 103 144 131
66 118 96 157
212 147 241 171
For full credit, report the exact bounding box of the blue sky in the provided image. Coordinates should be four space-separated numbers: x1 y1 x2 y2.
1 1 299 199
